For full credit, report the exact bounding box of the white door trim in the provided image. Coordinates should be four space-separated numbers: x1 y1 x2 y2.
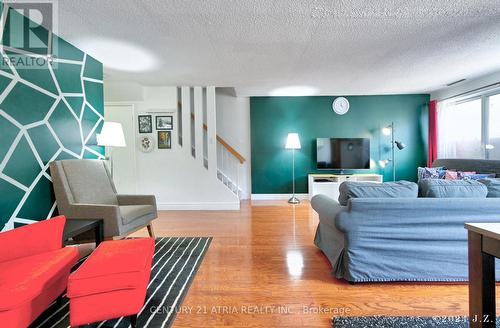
104 102 137 194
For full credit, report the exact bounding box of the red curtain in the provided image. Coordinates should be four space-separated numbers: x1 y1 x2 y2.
427 100 438 166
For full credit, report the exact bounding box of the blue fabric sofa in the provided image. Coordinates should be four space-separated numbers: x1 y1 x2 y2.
311 159 500 282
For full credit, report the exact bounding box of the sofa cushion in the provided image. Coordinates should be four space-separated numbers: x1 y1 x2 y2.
0 247 79 311
67 238 155 298
61 160 118 205
338 181 418 206
119 205 156 225
419 179 488 198
479 178 500 198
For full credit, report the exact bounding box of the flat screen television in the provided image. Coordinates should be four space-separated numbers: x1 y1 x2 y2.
316 138 370 170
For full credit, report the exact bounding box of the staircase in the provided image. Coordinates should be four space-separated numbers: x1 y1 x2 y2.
216 143 244 198
177 86 245 200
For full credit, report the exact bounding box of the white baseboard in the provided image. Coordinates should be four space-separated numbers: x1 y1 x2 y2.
157 202 240 211
250 193 309 201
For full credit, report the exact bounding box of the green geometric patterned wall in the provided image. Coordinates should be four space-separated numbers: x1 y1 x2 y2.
0 5 104 230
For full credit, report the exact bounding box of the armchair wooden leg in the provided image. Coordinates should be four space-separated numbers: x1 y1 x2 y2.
147 223 155 239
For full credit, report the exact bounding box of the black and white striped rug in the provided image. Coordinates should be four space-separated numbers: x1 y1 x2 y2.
332 316 500 327
30 237 212 328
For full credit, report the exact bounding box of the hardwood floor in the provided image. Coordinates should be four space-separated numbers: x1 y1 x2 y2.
132 200 492 327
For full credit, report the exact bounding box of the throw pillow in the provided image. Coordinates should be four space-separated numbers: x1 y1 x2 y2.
478 178 500 197
338 181 418 206
444 170 494 181
468 173 496 181
444 170 458 180
457 171 477 180
417 167 446 181
419 179 488 198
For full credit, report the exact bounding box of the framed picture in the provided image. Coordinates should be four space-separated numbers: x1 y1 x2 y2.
138 135 155 153
158 131 171 149
156 115 173 130
138 115 152 133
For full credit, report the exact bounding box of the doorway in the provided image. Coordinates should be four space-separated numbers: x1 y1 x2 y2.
104 104 137 194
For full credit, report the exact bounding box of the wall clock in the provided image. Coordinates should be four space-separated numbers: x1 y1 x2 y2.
332 97 350 115
138 135 155 153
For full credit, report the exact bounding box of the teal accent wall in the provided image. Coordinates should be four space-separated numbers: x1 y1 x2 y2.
0 4 104 230
251 95 430 194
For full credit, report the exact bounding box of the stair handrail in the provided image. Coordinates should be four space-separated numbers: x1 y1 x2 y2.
189 112 246 164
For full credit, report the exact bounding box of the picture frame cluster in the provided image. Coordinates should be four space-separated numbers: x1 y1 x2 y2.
138 114 172 150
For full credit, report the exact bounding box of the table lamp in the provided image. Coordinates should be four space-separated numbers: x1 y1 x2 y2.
96 122 126 178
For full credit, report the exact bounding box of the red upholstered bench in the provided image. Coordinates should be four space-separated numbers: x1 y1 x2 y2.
0 216 79 328
67 238 155 327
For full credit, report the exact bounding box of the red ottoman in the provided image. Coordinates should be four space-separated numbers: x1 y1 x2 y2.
67 238 155 327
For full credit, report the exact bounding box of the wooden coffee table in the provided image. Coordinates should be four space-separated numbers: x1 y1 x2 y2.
465 222 500 328
63 218 104 246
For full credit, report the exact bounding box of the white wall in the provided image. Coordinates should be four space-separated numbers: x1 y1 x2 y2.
431 70 500 101
104 81 144 102
215 88 252 199
104 82 240 210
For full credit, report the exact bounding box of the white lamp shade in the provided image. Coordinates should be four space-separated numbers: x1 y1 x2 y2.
97 122 126 147
285 133 301 149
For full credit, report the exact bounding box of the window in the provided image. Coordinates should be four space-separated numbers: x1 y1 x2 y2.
438 98 483 159
438 91 500 160
488 94 500 159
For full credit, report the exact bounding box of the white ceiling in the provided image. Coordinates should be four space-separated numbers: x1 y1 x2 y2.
54 0 500 96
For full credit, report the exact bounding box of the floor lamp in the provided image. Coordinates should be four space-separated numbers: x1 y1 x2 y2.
96 122 127 179
379 122 405 181
286 133 301 204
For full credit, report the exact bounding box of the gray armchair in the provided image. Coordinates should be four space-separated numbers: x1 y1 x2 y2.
50 159 156 238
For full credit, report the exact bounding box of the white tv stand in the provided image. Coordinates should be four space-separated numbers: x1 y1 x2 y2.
308 173 383 201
